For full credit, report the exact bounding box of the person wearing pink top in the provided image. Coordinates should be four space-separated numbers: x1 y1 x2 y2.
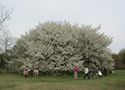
74 66 78 79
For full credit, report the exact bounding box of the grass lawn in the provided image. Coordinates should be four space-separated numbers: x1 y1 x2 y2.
0 70 125 90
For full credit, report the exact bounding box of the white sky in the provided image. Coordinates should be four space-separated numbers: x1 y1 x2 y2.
0 0 125 54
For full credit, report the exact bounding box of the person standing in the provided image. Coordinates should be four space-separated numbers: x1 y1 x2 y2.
74 66 78 79
104 67 107 77
83 66 90 80
34 66 39 78
24 66 29 78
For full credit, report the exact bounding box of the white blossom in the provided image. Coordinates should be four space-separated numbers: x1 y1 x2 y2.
7 21 114 75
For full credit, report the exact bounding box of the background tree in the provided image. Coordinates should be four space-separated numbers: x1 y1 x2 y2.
0 30 15 54
0 3 13 73
0 47 3 53
0 29 15 73
112 53 122 70
0 3 13 31
0 53 5 69
8 21 114 75
118 48 125 69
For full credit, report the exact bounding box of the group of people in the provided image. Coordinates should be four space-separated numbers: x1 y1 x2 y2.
74 66 90 80
24 66 39 78
24 65 107 79
74 66 107 80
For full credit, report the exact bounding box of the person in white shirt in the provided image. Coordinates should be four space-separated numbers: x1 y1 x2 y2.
98 71 102 77
83 66 90 80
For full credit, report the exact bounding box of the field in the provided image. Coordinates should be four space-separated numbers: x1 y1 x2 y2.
0 70 125 90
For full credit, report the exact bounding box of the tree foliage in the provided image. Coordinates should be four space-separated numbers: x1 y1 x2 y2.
8 21 114 75
119 48 125 69
0 53 5 69
0 30 15 54
111 48 125 70
112 54 122 69
0 29 15 73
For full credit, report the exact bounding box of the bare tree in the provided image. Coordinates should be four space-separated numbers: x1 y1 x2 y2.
0 29 15 73
0 4 13 30
0 29 15 54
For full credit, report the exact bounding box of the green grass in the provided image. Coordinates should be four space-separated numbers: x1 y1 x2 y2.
0 70 125 90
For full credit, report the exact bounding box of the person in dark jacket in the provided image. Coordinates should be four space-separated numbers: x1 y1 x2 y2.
104 67 107 77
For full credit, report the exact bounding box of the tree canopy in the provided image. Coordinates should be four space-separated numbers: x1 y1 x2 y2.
8 21 114 74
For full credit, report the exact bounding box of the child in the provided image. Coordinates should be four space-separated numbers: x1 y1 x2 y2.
24 66 29 78
34 66 39 78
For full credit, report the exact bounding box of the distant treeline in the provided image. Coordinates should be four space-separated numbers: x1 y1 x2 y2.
112 48 125 70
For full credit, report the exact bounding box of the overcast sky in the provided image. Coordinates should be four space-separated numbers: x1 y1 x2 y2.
1 0 125 53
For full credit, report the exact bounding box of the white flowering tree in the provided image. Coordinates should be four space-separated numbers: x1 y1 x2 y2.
77 25 114 73
8 21 114 75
